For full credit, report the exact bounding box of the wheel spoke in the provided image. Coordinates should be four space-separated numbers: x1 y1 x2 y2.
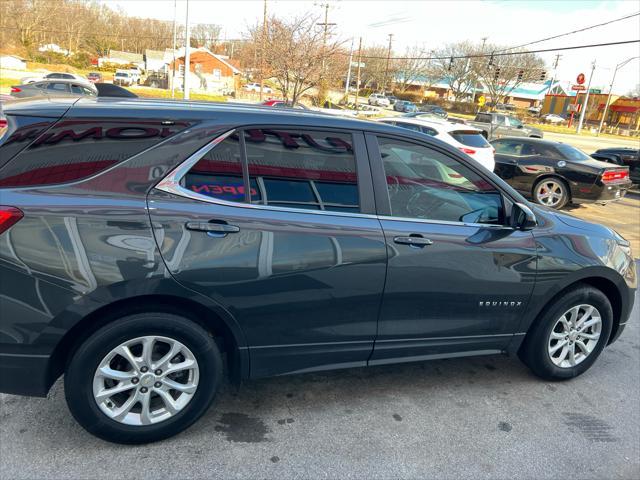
114 344 142 372
549 339 568 355
155 341 181 370
156 388 179 414
139 393 153 425
97 366 137 381
111 391 140 422
95 382 136 402
579 318 600 332
575 340 589 354
576 306 594 328
141 337 155 367
580 332 600 340
567 306 579 327
556 345 570 363
163 377 197 394
568 345 577 366
550 331 566 339
164 358 196 376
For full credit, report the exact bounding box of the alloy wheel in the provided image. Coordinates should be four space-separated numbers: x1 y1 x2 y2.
535 180 565 207
92 336 199 426
548 304 602 368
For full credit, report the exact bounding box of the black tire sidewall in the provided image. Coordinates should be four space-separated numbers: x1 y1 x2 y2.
65 313 222 444
521 286 613 380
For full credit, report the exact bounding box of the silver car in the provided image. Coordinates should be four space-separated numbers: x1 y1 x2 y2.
10 79 97 99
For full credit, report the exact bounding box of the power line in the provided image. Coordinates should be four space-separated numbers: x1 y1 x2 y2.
496 11 640 52
338 39 640 60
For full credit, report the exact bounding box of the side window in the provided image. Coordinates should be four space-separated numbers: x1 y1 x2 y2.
496 115 507 125
493 140 524 156
378 137 503 224
245 129 359 212
183 133 244 202
420 126 438 136
70 84 84 94
394 122 422 132
47 82 69 92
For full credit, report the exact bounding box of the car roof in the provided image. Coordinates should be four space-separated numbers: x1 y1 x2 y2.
25 78 95 87
378 116 480 133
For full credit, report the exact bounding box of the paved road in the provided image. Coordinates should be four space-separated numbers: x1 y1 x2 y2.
541 131 639 153
1 283 638 479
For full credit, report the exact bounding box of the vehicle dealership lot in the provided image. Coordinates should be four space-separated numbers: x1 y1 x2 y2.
1 284 638 480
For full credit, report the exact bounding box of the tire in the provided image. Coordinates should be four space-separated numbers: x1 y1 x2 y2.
533 177 569 209
65 312 222 444
519 285 613 380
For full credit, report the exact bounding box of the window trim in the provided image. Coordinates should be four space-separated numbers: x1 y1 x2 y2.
364 132 514 229
156 126 377 218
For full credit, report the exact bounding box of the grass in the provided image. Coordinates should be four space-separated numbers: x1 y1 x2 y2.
128 86 227 102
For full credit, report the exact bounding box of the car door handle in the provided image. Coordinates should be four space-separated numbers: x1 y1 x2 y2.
393 236 433 247
185 221 240 235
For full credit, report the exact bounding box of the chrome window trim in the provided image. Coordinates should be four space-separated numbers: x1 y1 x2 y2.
154 128 515 230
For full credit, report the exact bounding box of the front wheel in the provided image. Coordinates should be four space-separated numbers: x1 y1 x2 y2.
65 312 222 444
519 285 613 380
533 177 569 209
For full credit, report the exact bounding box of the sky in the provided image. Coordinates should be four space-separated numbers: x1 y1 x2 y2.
101 0 640 94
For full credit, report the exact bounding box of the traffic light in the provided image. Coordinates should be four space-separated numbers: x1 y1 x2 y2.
488 54 494 67
517 70 524 81
493 68 500 80
539 70 546 81
448 56 454 71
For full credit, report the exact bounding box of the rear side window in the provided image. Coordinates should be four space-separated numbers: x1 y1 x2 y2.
0 119 191 188
476 113 492 123
183 128 360 213
450 131 490 148
47 83 69 92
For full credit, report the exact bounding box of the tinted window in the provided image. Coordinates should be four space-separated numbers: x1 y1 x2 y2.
394 122 422 133
47 82 69 92
555 143 592 161
184 133 244 202
476 113 492 123
450 131 490 148
493 140 524 155
70 84 84 94
378 137 503 224
245 129 359 212
421 126 438 136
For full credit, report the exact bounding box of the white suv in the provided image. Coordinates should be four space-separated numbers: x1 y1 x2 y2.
368 93 390 107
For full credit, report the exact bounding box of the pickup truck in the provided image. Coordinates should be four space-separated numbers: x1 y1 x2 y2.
467 112 543 140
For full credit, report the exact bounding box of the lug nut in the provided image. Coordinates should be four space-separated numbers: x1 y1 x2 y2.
132 378 139 384
154 382 162 388
155 369 162 375
140 387 148 393
140 366 148 373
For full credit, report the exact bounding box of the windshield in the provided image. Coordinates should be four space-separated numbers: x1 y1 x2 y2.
450 131 491 148
555 143 592 161
115 73 130 77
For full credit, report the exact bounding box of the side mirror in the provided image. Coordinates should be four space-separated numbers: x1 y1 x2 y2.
516 124 524 129
511 202 537 230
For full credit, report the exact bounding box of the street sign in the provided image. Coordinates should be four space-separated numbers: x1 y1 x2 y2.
589 88 602 94
571 85 586 91
576 73 585 85
477 95 485 106
350 61 365 68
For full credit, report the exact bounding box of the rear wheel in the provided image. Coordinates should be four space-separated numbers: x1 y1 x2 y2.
65 312 222 444
533 177 569 209
519 285 613 380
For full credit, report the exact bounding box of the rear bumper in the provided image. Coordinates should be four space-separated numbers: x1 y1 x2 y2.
573 181 632 204
0 352 52 397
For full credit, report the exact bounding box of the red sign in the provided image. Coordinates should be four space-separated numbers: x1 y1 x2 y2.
571 85 586 91
576 73 585 85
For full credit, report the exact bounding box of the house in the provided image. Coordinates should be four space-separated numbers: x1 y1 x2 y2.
97 50 145 69
170 47 241 94
0 55 27 70
542 92 640 129
144 49 169 73
38 43 70 55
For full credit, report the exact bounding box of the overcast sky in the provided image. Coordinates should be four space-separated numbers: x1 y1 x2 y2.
101 0 640 94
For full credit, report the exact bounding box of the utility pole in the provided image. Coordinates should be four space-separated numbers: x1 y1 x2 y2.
546 53 561 96
259 0 267 101
170 0 177 98
354 37 363 109
472 36 488 104
384 33 393 93
576 60 596 134
598 56 639 135
183 0 191 100
344 38 354 100
316 3 336 105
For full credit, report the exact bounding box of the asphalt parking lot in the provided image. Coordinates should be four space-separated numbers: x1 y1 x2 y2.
1 148 639 480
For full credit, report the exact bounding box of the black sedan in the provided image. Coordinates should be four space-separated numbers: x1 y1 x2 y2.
492 137 632 209
591 147 639 184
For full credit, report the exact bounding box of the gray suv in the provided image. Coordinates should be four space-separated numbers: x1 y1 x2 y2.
0 97 635 444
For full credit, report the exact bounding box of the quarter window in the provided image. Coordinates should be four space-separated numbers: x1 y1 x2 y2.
378 137 503 224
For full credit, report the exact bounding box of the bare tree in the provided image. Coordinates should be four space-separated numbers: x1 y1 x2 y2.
393 45 438 93
190 23 222 50
358 45 388 91
432 41 477 101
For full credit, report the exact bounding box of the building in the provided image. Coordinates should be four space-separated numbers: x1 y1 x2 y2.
38 43 70 55
542 92 640 130
0 55 27 70
144 49 170 73
97 50 145 69
170 47 241 94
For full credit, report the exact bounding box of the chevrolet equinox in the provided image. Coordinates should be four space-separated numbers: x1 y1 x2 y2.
0 97 636 444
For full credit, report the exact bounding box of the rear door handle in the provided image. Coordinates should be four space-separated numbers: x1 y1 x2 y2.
393 236 433 247
185 221 240 236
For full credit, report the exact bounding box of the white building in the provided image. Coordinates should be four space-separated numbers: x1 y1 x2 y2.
0 55 27 70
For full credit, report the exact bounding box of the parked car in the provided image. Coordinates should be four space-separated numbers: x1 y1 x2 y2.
243 83 272 94
542 113 567 124
94 83 139 98
386 95 398 105
468 112 543 140
394 100 417 113
87 72 103 83
10 79 97 99
20 72 92 85
492 137 632 209
261 99 309 109
113 70 137 86
419 104 448 118
378 116 495 171
591 147 639 184
144 73 168 89
0 98 635 444
368 93 390 107
527 106 542 115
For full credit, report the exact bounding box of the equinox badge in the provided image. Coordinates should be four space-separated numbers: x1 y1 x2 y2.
479 301 523 307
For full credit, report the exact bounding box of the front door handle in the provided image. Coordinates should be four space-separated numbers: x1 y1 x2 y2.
393 236 433 247
185 221 240 236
